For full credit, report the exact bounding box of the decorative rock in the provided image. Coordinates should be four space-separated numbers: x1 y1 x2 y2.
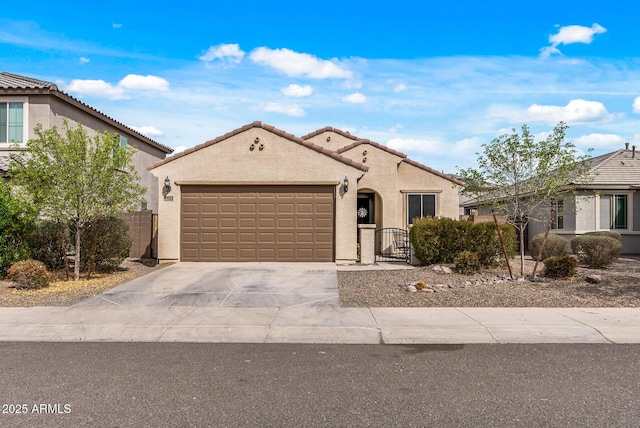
585 274 602 284
431 265 453 274
407 285 417 292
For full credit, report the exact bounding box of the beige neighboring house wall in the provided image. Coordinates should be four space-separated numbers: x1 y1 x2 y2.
0 72 173 213
149 123 366 263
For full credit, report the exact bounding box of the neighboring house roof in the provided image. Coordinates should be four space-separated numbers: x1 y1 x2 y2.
0 72 173 154
148 121 369 172
582 149 640 187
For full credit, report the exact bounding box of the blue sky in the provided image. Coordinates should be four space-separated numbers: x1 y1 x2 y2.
3 0 640 173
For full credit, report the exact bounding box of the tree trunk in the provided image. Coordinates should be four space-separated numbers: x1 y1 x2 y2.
58 222 70 281
519 227 525 276
74 224 81 281
531 211 555 279
87 220 100 280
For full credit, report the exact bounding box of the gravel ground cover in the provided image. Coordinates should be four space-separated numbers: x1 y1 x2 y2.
339 256 640 308
0 259 169 307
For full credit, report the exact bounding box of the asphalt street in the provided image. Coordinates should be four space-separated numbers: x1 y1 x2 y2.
1 343 639 427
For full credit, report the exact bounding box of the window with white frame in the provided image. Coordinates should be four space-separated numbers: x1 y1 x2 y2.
407 193 436 224
551 200 564 230
600 194 628 230
0 101 24 145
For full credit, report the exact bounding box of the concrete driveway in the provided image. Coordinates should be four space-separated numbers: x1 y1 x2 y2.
75 262 339 308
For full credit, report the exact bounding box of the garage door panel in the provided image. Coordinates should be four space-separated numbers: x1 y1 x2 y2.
181 185 334 261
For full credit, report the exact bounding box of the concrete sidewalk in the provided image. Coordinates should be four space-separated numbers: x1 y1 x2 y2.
0 306 639 344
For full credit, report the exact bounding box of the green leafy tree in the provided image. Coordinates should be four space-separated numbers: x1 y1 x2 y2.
0 182 35 276
8 121 145 280
458 122 592 276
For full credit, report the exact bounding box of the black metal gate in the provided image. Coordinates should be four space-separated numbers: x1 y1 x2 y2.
375 228 410 263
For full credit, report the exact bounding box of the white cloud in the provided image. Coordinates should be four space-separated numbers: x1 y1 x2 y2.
130 125 164 137
66 74 169 99
389 124 404 132
393 83 407 93
249 47 352 79
574 133 626 150
342 92 367 104
173 145 187 153
387 137 443 154
540 23 606 58
527 99 611 124
199 43 245 63
262 102 305 117
118 74 169 91
633 96 640 113
79 57 90 64
342 80 362 89
281 84 313 97
66 79 126 99
112 23 122 29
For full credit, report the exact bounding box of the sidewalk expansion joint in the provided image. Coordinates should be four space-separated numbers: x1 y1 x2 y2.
455 308 499 343
556 310 615 344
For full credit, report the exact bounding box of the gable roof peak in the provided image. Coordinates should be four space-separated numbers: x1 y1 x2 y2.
300 126 360 142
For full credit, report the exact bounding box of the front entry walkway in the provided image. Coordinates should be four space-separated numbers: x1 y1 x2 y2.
75 262 339 308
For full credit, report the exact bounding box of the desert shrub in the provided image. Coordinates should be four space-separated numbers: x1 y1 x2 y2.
31 221 72 271
410 218 516 266
6 259 54 289
453 251 481 274
543 255 577 278
530 233 568 261
570 235 622 269
0 185 34 276
584 231 622 242
472 222 517 266
78 216 132 273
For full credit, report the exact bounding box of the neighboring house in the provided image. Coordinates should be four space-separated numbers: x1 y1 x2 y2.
461 144 640 254
149 122 463 263
0 72 173 213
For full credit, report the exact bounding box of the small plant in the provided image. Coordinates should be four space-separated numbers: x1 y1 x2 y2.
6 259 54 289
453 251 481 275
78 216 132 273
571 235 622 269
543 255 577 278
530 233 568 261
356 243 361 263
415 281 427 290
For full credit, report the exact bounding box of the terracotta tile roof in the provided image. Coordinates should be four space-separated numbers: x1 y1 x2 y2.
300 126 361 142
336 139 408 159
0 72 173 154
148 121 369 172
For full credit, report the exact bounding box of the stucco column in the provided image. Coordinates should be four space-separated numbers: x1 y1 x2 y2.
358 224 377 265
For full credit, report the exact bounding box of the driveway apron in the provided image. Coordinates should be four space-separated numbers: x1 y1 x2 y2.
74 262 339 308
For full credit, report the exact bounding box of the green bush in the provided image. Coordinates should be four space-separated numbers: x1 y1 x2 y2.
453 251 481 274
543 255 577 278
584 231 622 242
410 218 517 266
0 185 34 276
570 235 622 269
31 221 71 271
6 259 54 289
530 233 568 261
78 216 132 273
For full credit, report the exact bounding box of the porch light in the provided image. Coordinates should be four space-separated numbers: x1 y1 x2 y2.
343 176 349 193
164 176 172 195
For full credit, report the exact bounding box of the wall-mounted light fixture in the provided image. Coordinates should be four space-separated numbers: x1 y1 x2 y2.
343 176 349 193
163 176 172 195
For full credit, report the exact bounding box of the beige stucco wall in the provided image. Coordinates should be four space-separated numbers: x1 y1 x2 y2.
397 162 461 227
150 127 362 263
339 143 402 229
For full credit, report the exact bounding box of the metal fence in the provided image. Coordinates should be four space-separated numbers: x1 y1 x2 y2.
375 228 410 263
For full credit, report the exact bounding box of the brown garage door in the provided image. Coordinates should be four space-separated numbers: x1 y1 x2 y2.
181 185 335 261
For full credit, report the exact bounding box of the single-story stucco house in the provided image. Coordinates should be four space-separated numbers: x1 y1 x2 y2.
148 122 463 264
